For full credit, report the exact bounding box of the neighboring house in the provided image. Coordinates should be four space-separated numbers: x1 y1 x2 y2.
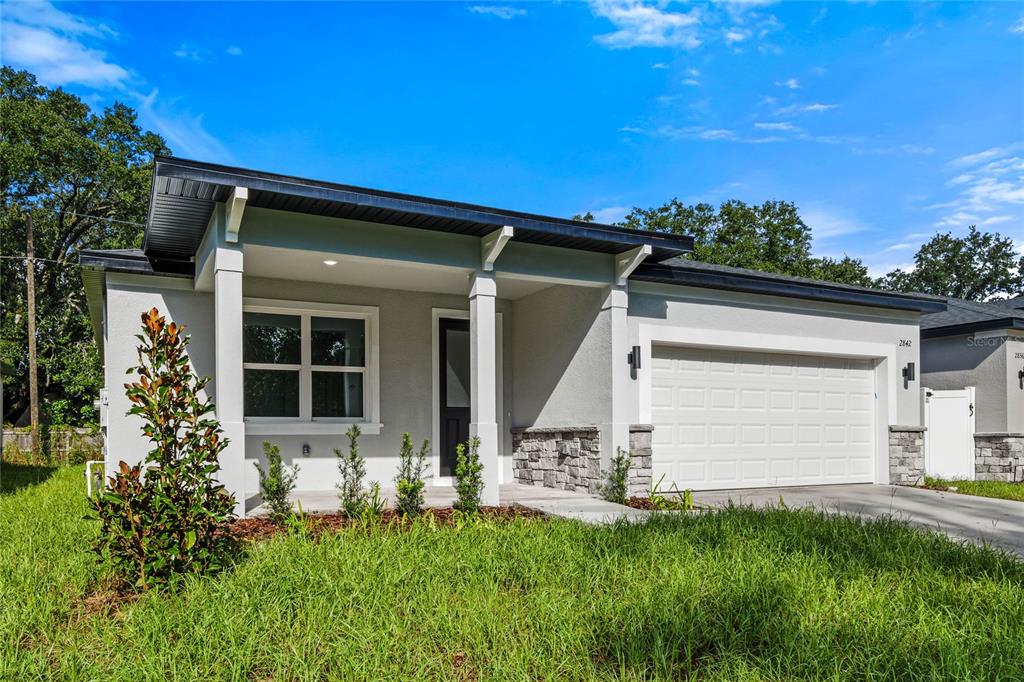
81 157 944 515
920 296 1024 481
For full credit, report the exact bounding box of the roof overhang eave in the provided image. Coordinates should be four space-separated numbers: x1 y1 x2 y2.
631 263 948 314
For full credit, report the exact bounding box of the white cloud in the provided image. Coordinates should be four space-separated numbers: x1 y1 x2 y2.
225 45 243 57
1010 15 1024 34
136 89 235 162
754 121 798 132
932 144 1024 230
173 43 209 61
949 144 1024 168
776 102 838 115
468 6 527 20
883 243 915 252
683 78 701 86
587 205 630 224
651 62 668 69
724 28 750 44
1 1 129 88
1 1 235 163
801 206 870 244
775 78 800 89
590 1 702 49
899 144 935 155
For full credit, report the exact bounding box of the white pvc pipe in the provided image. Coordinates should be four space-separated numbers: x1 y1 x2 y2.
85 460 104 498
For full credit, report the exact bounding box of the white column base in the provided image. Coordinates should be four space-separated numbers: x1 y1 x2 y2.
218 420 247 517
470 421 500 505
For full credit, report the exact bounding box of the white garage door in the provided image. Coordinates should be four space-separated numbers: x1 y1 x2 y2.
651 346 876 490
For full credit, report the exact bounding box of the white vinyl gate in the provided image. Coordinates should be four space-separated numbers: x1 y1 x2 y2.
923 387 976 480
651 346 877 490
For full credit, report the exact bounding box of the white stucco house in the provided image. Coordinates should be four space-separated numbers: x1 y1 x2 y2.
81 157 946 515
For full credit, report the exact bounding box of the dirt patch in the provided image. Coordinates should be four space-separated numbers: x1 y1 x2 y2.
226 506 543 542
625 496 698 512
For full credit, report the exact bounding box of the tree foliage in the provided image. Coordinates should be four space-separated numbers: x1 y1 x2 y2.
875 226 1024 300
607 199 873 286
1 67 169 425
90 309 236 589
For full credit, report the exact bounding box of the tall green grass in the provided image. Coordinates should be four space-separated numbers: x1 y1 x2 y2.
925 476 1024 502
3 465 1022 680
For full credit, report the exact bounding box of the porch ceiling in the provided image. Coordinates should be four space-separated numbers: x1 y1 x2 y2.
243 245 554 300
143 156 694 264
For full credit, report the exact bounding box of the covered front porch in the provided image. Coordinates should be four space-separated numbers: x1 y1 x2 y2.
198 206 639 516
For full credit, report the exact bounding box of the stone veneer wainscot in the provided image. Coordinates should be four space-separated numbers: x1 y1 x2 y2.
974 433 1024 482
889 425 926 486
511 425 656 496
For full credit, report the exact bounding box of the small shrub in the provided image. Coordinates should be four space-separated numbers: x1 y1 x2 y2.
360 482 387 524
453 437 484 513
395 433 428 516
599 447 631 504
336 425 367 516
90 308 237 590
254 441 298 525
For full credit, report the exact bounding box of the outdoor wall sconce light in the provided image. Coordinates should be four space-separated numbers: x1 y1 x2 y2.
902 362 915 389
1018 367 1023 390
627 345 641 375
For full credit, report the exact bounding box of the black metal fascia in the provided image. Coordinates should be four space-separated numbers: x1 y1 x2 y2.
631 263 948 313
148 156 694 257
79 250 195 278
921 317 1024 339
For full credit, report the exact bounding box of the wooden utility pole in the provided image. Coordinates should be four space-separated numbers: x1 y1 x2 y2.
26 212 40 461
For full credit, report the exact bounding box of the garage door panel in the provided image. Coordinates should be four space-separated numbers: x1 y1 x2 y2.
651 345 876 490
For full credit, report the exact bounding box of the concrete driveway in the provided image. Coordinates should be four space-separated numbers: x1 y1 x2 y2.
692 484 1024 557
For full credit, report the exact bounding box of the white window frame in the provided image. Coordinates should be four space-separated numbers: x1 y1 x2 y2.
242 298 381 435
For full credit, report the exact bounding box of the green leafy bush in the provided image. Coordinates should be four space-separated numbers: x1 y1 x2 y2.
254 441 298 525
395 433 428 516
336 425 367 516
454 437 484 513
90 308 237 590
598 447 631 504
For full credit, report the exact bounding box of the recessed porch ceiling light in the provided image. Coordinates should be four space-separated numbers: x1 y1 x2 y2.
323 259 338 266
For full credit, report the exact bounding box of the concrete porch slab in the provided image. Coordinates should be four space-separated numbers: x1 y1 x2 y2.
251 482 649 525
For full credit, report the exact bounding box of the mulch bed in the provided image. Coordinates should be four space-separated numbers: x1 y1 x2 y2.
625 496 657 510
226 506 542 542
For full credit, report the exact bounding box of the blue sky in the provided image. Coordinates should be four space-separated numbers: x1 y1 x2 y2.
3 1 1022 276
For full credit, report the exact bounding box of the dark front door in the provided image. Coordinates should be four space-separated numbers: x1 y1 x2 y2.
439 318 471 477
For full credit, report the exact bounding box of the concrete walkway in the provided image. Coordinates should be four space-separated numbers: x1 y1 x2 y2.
254 483 648 525
692 484 1024 557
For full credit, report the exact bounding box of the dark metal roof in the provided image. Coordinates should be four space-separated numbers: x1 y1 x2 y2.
143 156 694 263
631 258 948 313
80 248 195 278
920 296 1024 337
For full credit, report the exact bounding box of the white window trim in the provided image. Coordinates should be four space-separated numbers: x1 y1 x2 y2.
242 298 381 434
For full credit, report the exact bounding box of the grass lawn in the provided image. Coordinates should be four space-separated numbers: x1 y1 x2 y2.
3 465 1023 681
924 476 1024 502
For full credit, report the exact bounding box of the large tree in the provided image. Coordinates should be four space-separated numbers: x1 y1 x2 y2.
1 68 169 425
875 226 1024 300
589 198 873 286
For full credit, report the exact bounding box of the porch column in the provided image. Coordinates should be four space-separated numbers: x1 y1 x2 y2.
214 247 246 516
603 285 631 468
469 271 500 505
